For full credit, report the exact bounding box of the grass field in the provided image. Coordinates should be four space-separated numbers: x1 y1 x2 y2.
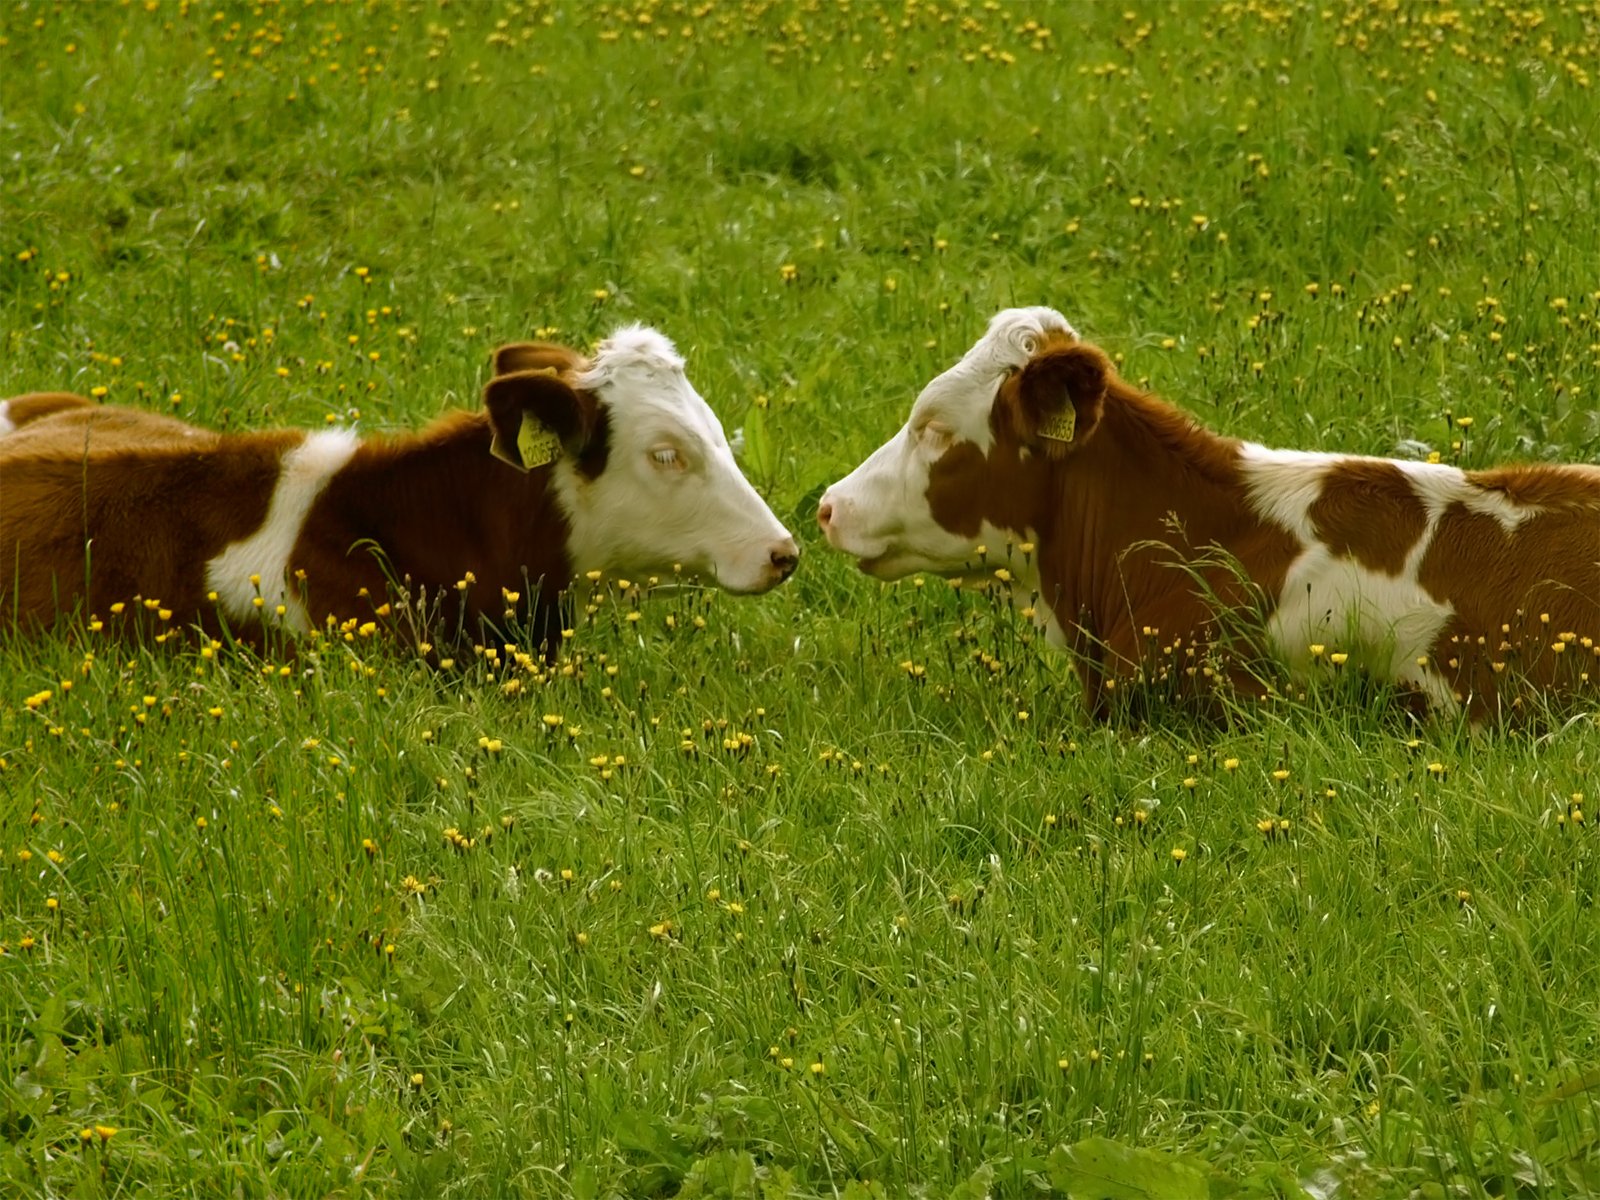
5 1 1600 1195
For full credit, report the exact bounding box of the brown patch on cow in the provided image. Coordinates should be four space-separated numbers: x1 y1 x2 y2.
1419 500 1600 719
926 439 1048 540
1308 459 1426 576
290 412 579 655
1 409 293 629
1468 463 1600 511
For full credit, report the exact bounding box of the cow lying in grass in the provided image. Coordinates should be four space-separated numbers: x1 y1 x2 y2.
0 326 798 654
818 306 1600 721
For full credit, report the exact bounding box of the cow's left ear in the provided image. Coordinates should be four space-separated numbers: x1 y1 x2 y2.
1002 341 1110 456
484 369 602 473
491 341 587 378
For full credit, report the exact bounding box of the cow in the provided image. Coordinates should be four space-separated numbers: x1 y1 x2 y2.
0 325 798 655
817 306 1600 721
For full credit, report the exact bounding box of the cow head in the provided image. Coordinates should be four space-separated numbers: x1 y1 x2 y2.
486 326 798 594
818 307 1109 580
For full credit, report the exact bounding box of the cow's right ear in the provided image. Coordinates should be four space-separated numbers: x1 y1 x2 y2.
484 369 598 472
1002 341 1110 457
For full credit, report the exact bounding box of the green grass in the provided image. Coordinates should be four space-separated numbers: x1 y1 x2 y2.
4 1 1600 1195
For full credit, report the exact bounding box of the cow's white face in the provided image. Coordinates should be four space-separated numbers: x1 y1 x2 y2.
488 326 798 594
818 307 1079 579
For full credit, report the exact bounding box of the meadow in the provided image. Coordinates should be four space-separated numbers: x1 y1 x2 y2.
4 0 1600 1195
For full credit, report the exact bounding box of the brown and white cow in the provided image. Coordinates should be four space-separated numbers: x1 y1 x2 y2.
0 325 798 652
818 306 1600 720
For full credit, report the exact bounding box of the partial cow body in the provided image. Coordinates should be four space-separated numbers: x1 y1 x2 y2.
819 307 1600 720
1 326 797 652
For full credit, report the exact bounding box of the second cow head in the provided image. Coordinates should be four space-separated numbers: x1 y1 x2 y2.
818 307 1108 581
487 325 799 595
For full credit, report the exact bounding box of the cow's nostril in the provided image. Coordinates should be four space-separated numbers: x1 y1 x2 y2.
771 548 800 577
816 501 834 530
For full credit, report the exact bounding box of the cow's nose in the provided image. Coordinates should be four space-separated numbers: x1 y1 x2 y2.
771 541 800 579
816 500 834 531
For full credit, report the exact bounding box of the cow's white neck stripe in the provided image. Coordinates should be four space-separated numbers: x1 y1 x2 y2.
205 429 359 632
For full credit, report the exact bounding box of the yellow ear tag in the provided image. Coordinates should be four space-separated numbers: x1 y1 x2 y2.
1038 407 1076 443
517 417 562 469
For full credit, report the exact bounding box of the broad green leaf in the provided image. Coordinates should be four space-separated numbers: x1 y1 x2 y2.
948 1162 996 1199
741 401 776 485
1046 1137 1216 1200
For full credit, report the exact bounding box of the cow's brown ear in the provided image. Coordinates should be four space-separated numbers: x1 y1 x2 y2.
492 341 587 379
484 369 598 472
1002 341 1109 457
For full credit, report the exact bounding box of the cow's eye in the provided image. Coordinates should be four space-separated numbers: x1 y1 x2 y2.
649 446 683 469
920 420 953 448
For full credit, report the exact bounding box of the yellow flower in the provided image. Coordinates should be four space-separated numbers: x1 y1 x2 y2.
1170 847 1187 863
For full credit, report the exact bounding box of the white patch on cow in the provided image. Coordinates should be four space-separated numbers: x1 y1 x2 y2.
1395 459 1540 532
548 324 795 594
1237 443 1332 543
1266 542 1458 709
0 401 14 437
205 429 359 631
819 307 1076 577
1240 442 1465 709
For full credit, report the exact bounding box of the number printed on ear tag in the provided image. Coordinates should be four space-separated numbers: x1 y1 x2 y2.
1039 407 1076 443
517 417 563 468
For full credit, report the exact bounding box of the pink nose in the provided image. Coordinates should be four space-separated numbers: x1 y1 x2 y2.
816 500 834 531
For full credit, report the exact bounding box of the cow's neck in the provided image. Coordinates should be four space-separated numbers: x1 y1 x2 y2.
296 415 575 628
1034 385 1287 667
